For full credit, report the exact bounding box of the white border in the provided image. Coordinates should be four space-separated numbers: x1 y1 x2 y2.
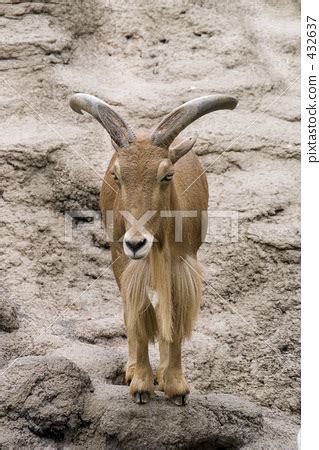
302 0 319 448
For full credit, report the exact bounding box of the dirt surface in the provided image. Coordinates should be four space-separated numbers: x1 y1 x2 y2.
0 0 300 448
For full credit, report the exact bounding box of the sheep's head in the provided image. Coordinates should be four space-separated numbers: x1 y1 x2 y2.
70 93 237 259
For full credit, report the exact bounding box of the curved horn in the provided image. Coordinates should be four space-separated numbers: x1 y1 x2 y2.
150 95 238 148
69 93 135 148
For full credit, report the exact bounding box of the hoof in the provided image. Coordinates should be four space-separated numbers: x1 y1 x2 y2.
171 394 189 406
134 391 150 404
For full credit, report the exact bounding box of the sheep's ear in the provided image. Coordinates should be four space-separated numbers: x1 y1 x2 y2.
168 134 198 163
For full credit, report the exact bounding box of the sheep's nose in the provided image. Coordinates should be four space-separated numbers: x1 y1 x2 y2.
123 233 153 259
125 238 147 254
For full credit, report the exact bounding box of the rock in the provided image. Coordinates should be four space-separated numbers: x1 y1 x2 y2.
73 317 126 344
52 341 126 383
87 385 263 449
91 229 110 249
0 0 104 71
246 222 300 250
243 409 300 450
0 356 93 438
0 298 19 332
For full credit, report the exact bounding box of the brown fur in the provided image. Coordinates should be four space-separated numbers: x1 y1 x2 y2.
100 134 208 401
120 245 202 344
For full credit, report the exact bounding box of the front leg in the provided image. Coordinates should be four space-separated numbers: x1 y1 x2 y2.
129 336 155 404
117 251 158 403
125 332 136 385
110 246 136 384
163 335 190 406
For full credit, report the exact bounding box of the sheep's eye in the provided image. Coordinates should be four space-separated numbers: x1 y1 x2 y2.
111 172 119 182
161 173 174 182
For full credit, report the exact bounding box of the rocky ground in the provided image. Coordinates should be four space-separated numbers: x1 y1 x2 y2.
0 0 300 448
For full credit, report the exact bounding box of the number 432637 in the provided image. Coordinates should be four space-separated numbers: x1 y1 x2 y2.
307 16 317 60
